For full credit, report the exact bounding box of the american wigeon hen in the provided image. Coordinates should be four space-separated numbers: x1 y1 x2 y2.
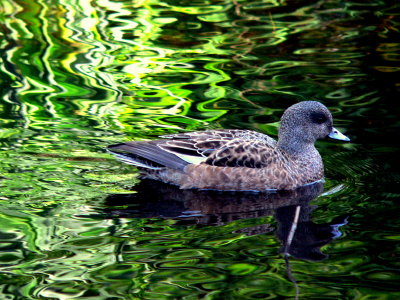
107 101 349 191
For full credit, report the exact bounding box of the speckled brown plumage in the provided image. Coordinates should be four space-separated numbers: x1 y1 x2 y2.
107 101 349 191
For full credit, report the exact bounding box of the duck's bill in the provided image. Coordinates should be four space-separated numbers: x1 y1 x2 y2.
328 127 350 142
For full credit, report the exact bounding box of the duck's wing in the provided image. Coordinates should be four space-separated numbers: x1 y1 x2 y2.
107 130 277 171
161 129 276 145
158 129 276 165
203 139 280 168
107 141 190 171
107 135 224 171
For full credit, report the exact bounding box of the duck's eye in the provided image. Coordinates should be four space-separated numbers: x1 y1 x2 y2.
310 112 327 124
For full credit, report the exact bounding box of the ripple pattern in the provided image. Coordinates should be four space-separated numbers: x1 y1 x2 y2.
1 0 400 299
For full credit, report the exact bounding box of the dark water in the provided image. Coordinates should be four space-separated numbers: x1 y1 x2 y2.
1 0 400 299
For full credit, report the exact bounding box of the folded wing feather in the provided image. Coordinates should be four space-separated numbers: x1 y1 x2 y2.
107 129 278 171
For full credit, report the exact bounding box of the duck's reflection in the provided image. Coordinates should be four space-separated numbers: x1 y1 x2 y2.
104 180 347 261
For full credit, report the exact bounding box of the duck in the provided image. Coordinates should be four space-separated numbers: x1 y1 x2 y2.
107 101 350 191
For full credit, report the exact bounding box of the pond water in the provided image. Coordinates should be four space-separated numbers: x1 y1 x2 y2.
1 0 400 299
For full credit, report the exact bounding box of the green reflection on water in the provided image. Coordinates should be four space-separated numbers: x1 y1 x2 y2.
1 0 400 299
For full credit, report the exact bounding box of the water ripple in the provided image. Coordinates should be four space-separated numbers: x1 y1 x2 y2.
1 0 400 299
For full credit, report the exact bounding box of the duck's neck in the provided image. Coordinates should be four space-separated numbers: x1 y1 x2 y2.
278 138 324 183
277 137 320 161
277 131 324 182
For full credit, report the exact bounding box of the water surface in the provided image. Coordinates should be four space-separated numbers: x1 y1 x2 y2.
1 0 400 299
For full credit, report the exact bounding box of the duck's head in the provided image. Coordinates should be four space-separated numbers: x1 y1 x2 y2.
278 101 350 147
